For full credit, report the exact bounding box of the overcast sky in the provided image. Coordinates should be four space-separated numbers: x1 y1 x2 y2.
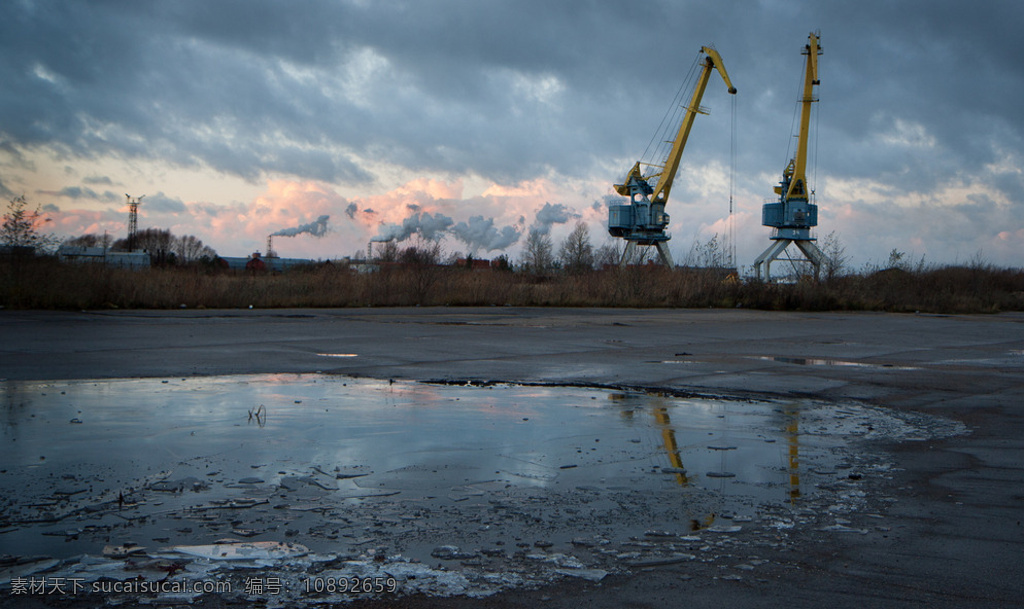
2 0 1022 269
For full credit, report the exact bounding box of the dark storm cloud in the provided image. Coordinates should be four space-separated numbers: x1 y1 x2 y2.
143 192 188 214
1 0 1022 206
42 186 118 202
0 0 750 185
743 1 1024 202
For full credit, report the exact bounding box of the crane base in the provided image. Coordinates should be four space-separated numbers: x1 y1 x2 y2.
619 241 674 268
753 238 824 281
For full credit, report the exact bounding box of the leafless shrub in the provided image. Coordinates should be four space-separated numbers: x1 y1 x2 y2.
820 231 848 281
2 255 1023 313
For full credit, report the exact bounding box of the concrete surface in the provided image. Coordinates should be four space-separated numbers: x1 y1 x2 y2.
1 307 1022 608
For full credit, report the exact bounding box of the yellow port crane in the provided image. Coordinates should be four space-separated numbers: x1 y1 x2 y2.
753 32 825 281
608 46 736 267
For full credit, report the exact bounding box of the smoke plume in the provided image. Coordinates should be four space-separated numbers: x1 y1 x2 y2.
371 211 454 242
529 202 576 235
272 215 330 238
450 216 521 252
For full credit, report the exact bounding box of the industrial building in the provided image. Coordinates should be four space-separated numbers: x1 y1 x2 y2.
56 245 150 269
219 254 318 272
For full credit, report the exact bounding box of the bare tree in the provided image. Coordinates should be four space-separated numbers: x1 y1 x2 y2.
372 240 399 262
63 234 102 248
2 195 56 251
558 221 595 273
176 234 217 263
520 229 554 273
493 254 511 271
820 230 848 280
887 248 905 270
594 239 623 268
115 228 174 254
396 236 444 266
111 228 216 264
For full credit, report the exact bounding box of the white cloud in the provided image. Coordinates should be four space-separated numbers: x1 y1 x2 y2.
874 116 937 149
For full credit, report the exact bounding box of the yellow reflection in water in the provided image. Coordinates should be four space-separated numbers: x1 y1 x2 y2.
786 406 800 503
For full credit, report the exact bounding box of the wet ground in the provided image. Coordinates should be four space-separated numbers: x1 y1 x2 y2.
0 308 1022 608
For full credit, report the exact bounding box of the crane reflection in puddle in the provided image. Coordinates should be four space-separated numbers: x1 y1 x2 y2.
785 406 801 503
652 405 690 486
612 392 804 509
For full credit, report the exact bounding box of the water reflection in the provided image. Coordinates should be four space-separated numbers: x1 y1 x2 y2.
1 375 884 564
652 406 689 486
785 406 801 502
752 355 917 370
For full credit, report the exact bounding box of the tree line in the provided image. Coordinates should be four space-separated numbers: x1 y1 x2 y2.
63 228 218 265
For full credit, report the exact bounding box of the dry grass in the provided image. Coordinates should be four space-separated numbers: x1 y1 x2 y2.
3 256 1023 313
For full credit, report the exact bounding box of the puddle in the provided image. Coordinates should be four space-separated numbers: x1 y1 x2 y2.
0 375 964 603
933 350 1024 367
750 356 918 370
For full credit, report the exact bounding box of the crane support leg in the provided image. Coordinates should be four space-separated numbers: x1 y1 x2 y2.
794 240 825 280
619 242 637 268
753 239 791 281
619 241 674 268
753 238 825 281
655 241 674 268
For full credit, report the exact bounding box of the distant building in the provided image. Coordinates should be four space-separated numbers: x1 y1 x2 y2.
220 253 319 272
455 258 494 270
244 253 267 272
57 245 150 269
344 258 379 273
0 245 36 258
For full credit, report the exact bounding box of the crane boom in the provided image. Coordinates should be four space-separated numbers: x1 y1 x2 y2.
786 33 820 201
653 47 737 206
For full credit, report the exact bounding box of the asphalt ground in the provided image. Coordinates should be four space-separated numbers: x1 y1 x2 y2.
1 307 1022 608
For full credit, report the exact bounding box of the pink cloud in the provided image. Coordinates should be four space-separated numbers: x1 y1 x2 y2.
352 178 464 228
47 176 603 260
49 208 124 240
997 229 1024 242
